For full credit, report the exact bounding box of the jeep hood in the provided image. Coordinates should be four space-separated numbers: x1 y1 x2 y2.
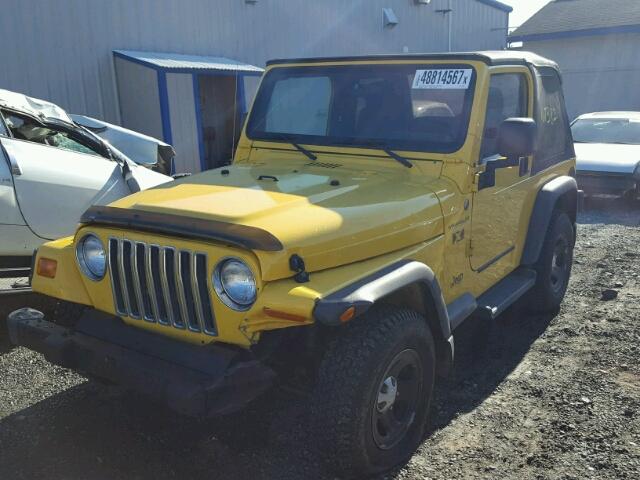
109 160 446 280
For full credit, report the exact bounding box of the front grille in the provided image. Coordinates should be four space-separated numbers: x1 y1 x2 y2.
108 238 217 335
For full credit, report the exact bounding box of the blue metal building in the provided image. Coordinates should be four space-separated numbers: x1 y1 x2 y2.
0 0 511 172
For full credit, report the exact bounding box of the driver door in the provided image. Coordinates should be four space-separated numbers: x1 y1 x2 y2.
0 116 130 240
470 68 534 276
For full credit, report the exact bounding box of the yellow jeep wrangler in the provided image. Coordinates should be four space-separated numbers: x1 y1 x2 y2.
8 51 577 475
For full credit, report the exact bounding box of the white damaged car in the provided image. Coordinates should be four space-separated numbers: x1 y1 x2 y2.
0 89 173 278
571 112 640 200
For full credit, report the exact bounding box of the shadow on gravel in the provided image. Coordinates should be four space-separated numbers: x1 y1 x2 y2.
426 305 554 434
0 304 556 480
0 380 320 479
0 335 12 355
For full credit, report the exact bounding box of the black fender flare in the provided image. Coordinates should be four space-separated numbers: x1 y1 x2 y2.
521 175 577 266
313 260 451 340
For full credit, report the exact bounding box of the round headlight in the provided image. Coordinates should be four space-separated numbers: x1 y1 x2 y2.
213 258 257 310
76 234 106 280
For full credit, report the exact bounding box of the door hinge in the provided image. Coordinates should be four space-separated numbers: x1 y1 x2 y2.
466 237 474 256
471 172 480 193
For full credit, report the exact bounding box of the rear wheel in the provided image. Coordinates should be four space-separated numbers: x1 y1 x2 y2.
311 306 435 477
529 212 574 312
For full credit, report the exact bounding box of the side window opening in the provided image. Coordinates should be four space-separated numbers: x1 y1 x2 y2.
480 73 528 161
2 111 103 157
532 67 574 174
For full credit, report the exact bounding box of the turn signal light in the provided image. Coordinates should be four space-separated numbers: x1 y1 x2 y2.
36 258 57 278
339 306 356 323
263 307 307 323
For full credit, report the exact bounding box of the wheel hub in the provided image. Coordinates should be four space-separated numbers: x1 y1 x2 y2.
377 376 398 413
371 349 423 450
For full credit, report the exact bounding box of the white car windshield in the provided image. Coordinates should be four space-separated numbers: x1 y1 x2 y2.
571 118 640 145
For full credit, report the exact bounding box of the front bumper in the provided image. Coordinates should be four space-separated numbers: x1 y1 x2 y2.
7 308 276 417
576 171 638 195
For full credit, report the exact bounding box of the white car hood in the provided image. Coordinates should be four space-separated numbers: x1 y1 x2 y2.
575 143 640 174
70 114 175 169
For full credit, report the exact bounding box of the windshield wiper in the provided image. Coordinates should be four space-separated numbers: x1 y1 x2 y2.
382 148 413 168
291 141 317 161
355 140 413 168
272 133 317 160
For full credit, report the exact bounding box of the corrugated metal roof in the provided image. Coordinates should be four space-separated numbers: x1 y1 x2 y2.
510 0 640 40
113 50 263 73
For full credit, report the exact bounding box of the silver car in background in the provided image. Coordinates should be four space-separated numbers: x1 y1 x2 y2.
0 88 173 279
571 112 640 200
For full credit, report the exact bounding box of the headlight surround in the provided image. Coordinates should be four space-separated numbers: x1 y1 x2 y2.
76 234 106 281
213 258 257 311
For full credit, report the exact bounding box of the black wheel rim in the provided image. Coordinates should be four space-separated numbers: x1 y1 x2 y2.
371 349 423 450
550 237 570 295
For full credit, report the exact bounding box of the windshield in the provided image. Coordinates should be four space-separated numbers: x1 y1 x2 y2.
571 118 640 145
246 64 477 154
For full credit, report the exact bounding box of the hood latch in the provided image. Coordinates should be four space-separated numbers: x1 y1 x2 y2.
289 254 310 283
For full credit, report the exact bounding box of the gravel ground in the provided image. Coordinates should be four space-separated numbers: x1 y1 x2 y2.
0 277 29 292
1 197 638 480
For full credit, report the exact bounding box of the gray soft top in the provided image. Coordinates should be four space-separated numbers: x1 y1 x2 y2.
267 50 560 72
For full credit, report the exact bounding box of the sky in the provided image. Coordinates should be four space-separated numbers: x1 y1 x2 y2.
500 0 553 30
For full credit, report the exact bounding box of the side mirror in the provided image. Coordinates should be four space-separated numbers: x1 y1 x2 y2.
498 117 537 158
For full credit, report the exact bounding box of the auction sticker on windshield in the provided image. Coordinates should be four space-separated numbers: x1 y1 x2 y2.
412 69 472 89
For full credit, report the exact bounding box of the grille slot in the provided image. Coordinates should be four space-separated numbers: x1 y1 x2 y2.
108 238 217 336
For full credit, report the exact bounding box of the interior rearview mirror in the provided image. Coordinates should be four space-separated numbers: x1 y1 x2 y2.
498 117 537 158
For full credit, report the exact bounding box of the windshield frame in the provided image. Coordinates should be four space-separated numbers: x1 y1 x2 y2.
246 63 478 155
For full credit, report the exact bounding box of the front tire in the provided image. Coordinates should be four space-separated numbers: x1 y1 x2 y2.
311 306 435 477
529 212 574 312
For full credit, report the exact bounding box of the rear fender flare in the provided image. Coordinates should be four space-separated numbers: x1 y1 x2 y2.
521 175 577 266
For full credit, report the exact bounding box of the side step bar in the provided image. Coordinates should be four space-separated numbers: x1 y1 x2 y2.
446 268 537 330
476 268 537 320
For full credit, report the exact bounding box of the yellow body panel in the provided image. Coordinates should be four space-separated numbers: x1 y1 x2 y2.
109 157 445 281
32 236 92 306
31 56 575 349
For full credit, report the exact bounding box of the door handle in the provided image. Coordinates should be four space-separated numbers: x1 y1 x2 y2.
477 156 508 190
477 154 530 190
